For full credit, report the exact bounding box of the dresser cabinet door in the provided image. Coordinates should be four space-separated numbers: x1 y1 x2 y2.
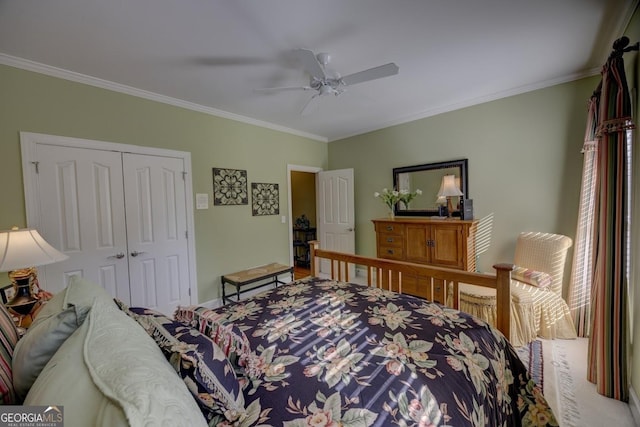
405 224 430 263
430 223 464 269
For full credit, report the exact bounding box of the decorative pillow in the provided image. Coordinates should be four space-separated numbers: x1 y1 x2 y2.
0 302 19 404
512 266 552 288
26 298 207 427
174 306 251 367
31 274 114 328
13 304 91 401
128 307 246 424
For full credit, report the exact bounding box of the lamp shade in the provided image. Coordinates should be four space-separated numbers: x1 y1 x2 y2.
0 228 68 272
439 175 463 197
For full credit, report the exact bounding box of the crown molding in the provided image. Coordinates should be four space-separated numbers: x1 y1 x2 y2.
0 53 328 143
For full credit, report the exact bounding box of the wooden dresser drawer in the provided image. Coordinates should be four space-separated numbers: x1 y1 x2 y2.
378 245 404 260
377 233 403 247
378 222 405 234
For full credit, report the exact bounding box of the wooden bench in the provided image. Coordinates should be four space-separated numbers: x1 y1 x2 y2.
221 263 294 305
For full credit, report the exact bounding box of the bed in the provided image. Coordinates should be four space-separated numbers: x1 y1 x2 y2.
171 243 556 426
11 244 555 426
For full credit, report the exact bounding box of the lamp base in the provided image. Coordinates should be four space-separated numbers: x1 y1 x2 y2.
446 197 455 219
6 271 38 316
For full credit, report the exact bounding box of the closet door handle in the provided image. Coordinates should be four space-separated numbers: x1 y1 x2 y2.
130 250 146 257
108 252 125 259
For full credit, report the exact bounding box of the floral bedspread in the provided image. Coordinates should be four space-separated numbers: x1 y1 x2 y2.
210 277 557 427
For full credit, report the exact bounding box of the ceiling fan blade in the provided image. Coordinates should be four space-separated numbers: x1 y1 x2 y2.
301 94 320 116
254 86 312 93
340 62 399 86
293 49 326 80
191 56 272 66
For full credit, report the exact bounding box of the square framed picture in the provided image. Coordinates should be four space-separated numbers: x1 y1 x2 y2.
0 285 15 304
213 168 248 205
251 183 279 216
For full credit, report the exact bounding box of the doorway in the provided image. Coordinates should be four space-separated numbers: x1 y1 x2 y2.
290 169 317 279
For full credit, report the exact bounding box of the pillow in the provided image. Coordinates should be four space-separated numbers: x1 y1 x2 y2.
129 307 246 424
31 275 114 328
174 306 251 367
24 310 128 426
12 304 91 401
0 302 19 404
512 266 552 288
26 299 207 427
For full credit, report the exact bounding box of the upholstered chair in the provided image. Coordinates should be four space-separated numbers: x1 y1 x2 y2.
508 232 577 345
453 231 577 346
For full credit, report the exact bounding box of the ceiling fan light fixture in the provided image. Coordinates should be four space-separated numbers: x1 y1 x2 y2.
319 85 333 96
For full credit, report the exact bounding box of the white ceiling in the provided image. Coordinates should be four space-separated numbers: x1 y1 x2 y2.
0 0 637 142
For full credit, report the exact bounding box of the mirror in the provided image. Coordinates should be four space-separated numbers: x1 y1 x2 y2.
393 158 469 217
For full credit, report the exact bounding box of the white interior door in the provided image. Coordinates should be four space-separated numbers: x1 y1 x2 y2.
30 144 131 300
317 168 355 275
123 153 191 314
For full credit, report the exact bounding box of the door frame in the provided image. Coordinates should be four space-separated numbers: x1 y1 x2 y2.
287 164 322 267
20 132 199 304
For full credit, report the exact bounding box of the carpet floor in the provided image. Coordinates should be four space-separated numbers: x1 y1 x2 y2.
543 338 635 426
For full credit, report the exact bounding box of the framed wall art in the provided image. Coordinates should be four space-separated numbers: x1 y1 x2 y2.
213 168 248 205
0 284 15 304
251 183 279 216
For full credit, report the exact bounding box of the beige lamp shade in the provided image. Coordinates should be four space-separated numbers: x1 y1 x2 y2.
0 227 68 272
439 175 463 197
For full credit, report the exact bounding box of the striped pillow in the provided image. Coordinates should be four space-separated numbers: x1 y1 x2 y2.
512 266 552 288
173 306 251 367
0 303 19 404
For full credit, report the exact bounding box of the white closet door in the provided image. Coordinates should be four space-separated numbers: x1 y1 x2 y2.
122 153 191 314
34 144 131 300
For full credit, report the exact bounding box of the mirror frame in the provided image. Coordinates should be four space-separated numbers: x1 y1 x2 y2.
392 158 469 217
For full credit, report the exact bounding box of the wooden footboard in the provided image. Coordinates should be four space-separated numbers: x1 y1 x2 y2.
309 241 514 340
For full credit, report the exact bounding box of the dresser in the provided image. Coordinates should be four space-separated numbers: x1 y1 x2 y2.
372 218 478 301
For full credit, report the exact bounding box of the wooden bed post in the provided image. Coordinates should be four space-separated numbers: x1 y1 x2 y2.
493 263 514 341
310 240 319 277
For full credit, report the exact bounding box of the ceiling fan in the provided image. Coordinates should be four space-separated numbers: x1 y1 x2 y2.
255 49 399 115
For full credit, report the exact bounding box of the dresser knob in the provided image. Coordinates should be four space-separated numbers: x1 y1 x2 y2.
387 249 394 255
386 237 394 243
386 226 393 231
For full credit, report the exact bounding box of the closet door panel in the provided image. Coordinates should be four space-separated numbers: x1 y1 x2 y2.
123 153 190 314
33 144 130 299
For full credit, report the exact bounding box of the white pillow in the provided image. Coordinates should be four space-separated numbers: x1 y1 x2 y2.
26 299 207 427
84 299 208 426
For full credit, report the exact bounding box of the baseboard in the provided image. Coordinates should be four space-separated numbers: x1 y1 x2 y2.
193 298 220 309
630 386 640 426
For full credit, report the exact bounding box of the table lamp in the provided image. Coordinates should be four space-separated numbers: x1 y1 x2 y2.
438 175 463 218
0 227 68 316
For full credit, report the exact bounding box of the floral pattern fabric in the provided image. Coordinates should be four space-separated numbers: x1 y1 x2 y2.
200 278 557 427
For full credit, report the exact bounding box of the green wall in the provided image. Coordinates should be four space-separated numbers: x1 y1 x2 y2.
328 77 597 280
0 64 328 303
